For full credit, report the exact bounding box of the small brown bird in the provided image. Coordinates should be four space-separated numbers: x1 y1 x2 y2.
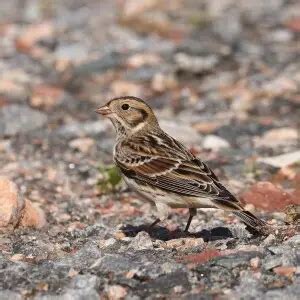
96 96 266 233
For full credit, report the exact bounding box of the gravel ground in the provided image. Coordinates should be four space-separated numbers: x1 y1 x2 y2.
0 0 299 299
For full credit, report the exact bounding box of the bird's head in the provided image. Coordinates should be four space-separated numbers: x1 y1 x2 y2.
95 96 159 137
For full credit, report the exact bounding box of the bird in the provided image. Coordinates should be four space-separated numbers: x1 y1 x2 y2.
95 96 267 234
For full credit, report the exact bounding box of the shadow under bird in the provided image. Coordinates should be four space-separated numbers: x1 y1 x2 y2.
95 96 266 234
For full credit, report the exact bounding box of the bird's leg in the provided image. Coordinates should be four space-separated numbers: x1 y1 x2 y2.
184 208 197 232
148 218 161 230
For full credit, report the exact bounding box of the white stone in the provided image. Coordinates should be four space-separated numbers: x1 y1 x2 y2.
202 135 230 150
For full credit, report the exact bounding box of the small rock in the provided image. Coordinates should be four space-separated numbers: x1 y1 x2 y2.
54 44 88 63
285 205 300 224
255 127 298 147
19 199 46 229
0 290 22 300
126 53 161 68
160 120 202 146
202 134 230 150
0 177 46 230
250 257 261 269
30 84 65 109
124 66 158 82
0 177 24 229
111 80 143 98
57 121 109 138
0 79 28 102
284 235 300 245
98 238 117 249
69 137 95 153
0 105 47 137
258 151 300 169
192 121 221 134
181 249 221 264
173 285 183 294
15 21 54 54
10 253 25 262
151 73 177 92
263 256 282 270
73 52 124 77
129 231 153 250
213 11 241 43
69 274 100 290
273 266 297 277
164 238 204 251
261 234 276 246
241 182 295 212
114 231 127 240
106 285 127 300
175 53 219 74
36 288 99 300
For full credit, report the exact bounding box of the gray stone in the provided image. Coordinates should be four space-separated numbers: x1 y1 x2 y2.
129 231 153 251
69 275 100 290
284 235 300 246
265 282 300 300
202 135 231 150
124 67 158 82
0 105 47 136
56 121 110 138
54 44 88 63
35 288 99 300
160 120 202 146
263 255 282 270
73 52 125 77
229 272 263 300
91 252 183 280
175 53 219 74
0 290 22 300
56 242 102 269
213 11 242 43
212 252 261 269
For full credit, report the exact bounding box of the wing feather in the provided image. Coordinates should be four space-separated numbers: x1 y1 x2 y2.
115 134 238 202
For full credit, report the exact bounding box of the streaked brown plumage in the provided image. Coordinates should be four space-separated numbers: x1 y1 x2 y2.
96 96 266 233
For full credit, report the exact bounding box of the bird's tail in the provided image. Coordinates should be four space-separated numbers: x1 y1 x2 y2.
213 198 267 234
232 210 267 233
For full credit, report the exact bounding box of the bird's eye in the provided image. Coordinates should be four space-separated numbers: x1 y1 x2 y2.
121 103 130 110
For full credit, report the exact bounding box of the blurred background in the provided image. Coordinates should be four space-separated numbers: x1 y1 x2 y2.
0 0 299 298
0 0 299 219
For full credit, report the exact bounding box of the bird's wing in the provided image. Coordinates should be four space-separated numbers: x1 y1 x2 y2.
115 134 240 204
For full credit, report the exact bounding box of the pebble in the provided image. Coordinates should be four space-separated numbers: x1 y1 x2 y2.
57 121 109 138
30 84 65 110
0 177 46 231
164 238 205 251
175 53 219 74
261 234 276 247
202 134 230 150
129 231 153 250
0 105 47 137
19 199 46 229
69 137 95 153
160 120 202 146
241 181 294 212
0 79 28 102
258 151 300 168
255 127 298 148
250 257 261 269
0 177 24 229
263 256 282 270
106 285 127 300
36 288 100 300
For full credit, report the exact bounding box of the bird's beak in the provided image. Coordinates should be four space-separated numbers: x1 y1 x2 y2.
95 105 112 116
